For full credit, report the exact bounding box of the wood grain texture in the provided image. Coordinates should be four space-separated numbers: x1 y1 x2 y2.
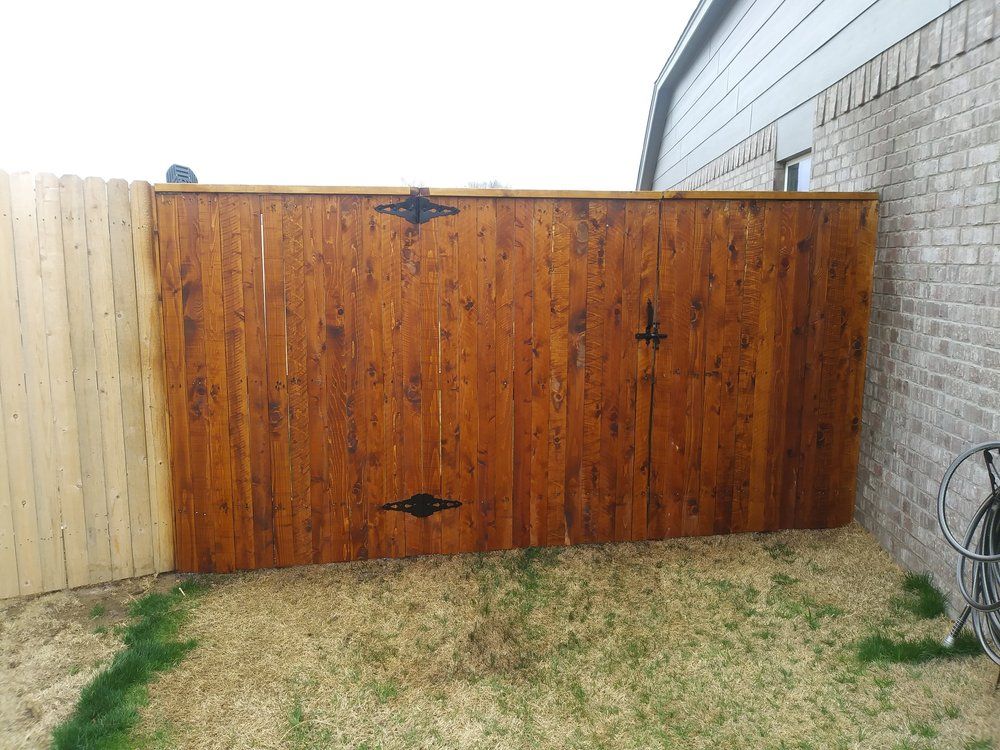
37 174 89 586
219 195 256 571
262 197 294 567
0 172 43 596
0 182 880 594
12 173 66 591
130 181 174 574
109 180 155 575
156 192 877 574
60 176 113 583
0 172 166 599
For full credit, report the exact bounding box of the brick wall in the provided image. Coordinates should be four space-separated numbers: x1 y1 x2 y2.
810 0 999 605
670 125 777 190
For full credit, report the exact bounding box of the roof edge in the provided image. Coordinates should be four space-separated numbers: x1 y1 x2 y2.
636 0 730 190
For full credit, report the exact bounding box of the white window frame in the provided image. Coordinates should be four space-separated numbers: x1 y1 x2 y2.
781 152 812 192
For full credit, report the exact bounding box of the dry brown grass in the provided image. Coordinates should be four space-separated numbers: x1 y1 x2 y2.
123 524 999 750
0 573 185 750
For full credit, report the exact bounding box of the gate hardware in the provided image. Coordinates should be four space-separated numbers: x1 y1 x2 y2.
381 492 462 518
375 195 459 225
635 300 668 350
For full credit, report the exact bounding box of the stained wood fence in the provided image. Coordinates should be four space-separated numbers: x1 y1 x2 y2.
155 186 877 573
0 174 876 593
0 171 172 598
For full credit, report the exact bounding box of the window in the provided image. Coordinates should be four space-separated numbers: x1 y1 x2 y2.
781 152 812 191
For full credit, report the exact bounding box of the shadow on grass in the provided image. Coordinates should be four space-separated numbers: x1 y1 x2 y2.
51 577 208 750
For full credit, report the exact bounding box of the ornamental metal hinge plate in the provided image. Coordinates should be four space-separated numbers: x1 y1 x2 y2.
381 492 462 518
375 195 459 225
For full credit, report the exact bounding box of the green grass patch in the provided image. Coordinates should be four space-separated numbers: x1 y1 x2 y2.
89 604 107 619
895 572 948 619
764 542 796 562
855 631 981 665
51 578 207 750
287 696 335 750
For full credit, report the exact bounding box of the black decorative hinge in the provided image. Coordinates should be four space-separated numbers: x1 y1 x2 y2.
635 300 668 350
375 195 459 225
381 492 462 518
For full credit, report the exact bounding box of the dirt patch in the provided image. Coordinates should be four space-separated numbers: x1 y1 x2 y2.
135 524 999 749
0 573 184 750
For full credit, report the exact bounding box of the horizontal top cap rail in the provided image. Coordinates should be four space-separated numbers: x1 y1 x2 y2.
153 183 413 196
153 183 877 201
424 187 664 199
661 190 878 201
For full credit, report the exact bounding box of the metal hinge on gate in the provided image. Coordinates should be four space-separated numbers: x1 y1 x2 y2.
635 300 668 350
375 195 459 225
381 492 462 518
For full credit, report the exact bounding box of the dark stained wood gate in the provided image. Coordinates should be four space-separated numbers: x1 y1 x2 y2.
154 186 876 573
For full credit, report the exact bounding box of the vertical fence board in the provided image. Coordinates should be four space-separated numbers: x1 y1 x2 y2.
60 176 113 582
510 198 534 548
437 207 462 555
323 198 351 562
157 194 196 573
528 200 552 547
696 201 730 536
37 174 89 586
0 172 41 596
281 197 312 565
580 199 607 544
201 194 237 573
348 196 372 560
455 196 480 551
219 194 256 571
494 200 515 550
629 199 659 541
419 206 443 555
302 198 328 563
546 201 570 546
130 181 174 573
176 194 214 573
108 179 155 575
475 200 498 550
359 198 389 559
262 197 294 566
11 172 66 591
731 201 764 532
830 201 878 528
600 200 626 543
378 205 405 559
84 177 134 580
0 389 18 598
713 201 748 534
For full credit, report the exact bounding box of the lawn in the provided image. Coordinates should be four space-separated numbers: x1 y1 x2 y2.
3 524 998 749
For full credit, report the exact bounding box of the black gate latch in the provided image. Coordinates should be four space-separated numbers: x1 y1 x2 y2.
635 300 668 350
375 195 459 225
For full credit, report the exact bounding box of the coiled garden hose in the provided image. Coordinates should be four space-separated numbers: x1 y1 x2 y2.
937 441 1000 667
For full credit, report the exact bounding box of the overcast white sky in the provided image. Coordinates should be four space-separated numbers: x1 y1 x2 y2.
0 0 698 190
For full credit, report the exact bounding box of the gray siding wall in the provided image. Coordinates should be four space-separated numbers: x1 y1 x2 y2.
650 0 959 190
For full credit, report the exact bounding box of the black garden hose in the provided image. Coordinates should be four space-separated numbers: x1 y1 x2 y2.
937 441 1000 666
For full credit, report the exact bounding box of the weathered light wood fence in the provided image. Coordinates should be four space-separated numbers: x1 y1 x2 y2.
0 171 172 598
